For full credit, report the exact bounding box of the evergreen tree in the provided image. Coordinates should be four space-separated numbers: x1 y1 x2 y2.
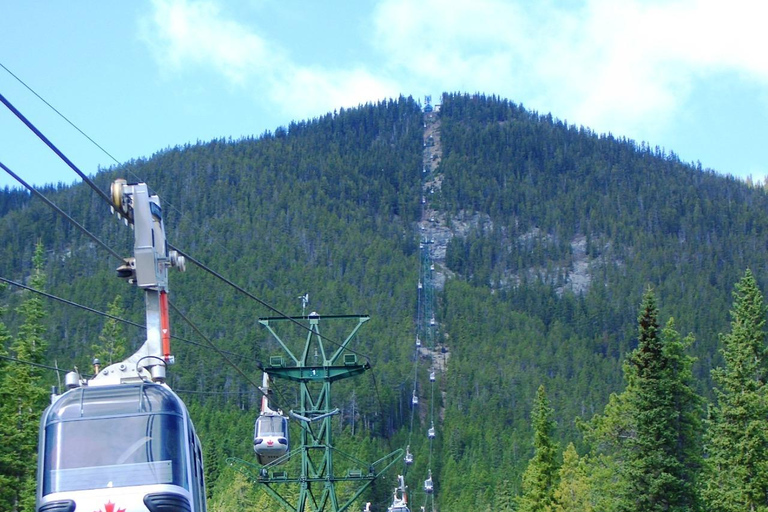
551 443 592 512
581 289 702 512
702 269 768 511
622 289 701 512
494 480 516 512
0 282 16 511
0 243 49 512
517 384 559 512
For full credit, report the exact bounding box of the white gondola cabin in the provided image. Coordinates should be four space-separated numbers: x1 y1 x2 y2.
404 446 413 466
424 470 434 494
254 413 290 465
37 382 207 512
254 372 290 465
36 181 204 512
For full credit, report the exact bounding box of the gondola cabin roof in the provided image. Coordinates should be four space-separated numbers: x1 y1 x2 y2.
46 382 183 422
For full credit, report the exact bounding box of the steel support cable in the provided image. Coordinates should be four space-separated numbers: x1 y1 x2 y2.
0 160 124 261
1 82 375 418
0 62 126 172
167 300 289 411
0 353 65 373
0 92 115 207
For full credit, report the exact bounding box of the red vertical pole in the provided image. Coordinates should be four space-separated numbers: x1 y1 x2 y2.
160 290 171 360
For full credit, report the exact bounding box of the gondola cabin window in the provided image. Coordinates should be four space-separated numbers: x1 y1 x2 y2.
40 384 188 495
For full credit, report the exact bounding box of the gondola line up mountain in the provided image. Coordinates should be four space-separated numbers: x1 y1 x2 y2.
2 93 768 511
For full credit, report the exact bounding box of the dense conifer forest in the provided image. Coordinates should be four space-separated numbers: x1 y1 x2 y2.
2 93 768 511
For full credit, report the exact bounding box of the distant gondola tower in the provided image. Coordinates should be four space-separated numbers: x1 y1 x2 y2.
231 313 402 512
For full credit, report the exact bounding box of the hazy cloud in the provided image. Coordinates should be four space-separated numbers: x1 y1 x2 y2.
141 0 399 120
373 0 768 138
141 0 768 144
140 0 274 85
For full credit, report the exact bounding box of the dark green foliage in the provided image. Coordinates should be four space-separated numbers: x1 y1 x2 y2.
577 290 702 512
551 443 592 512
517 385 559 512
702 270 768 511
622 290 702 512
0 244 49 512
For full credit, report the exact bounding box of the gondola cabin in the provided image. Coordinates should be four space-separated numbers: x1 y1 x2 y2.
387 475 410 512
36 382 206 512
404 446 413 466
36 180 202 512
254 413 289 465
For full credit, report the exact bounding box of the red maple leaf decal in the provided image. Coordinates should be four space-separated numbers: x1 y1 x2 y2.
96 501 126 512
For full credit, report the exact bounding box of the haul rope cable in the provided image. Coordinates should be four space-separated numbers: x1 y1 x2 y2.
0 88 384 419
1 88 373 364
0 79 385 372
0 156 286 410
0 83 386 397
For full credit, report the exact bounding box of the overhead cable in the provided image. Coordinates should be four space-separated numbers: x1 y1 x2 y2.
0 160 123 261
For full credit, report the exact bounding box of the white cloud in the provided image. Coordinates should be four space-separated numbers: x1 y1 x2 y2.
373 0 768 139
140 0 398 121
140 0 768 145
271 66 401 121
141 0 275 85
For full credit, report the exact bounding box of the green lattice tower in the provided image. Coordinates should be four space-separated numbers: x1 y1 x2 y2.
231 313 401 512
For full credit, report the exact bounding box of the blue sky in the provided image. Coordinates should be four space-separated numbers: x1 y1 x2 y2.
2 0 767 190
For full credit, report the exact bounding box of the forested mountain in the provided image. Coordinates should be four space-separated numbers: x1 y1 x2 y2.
2 93 768 511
